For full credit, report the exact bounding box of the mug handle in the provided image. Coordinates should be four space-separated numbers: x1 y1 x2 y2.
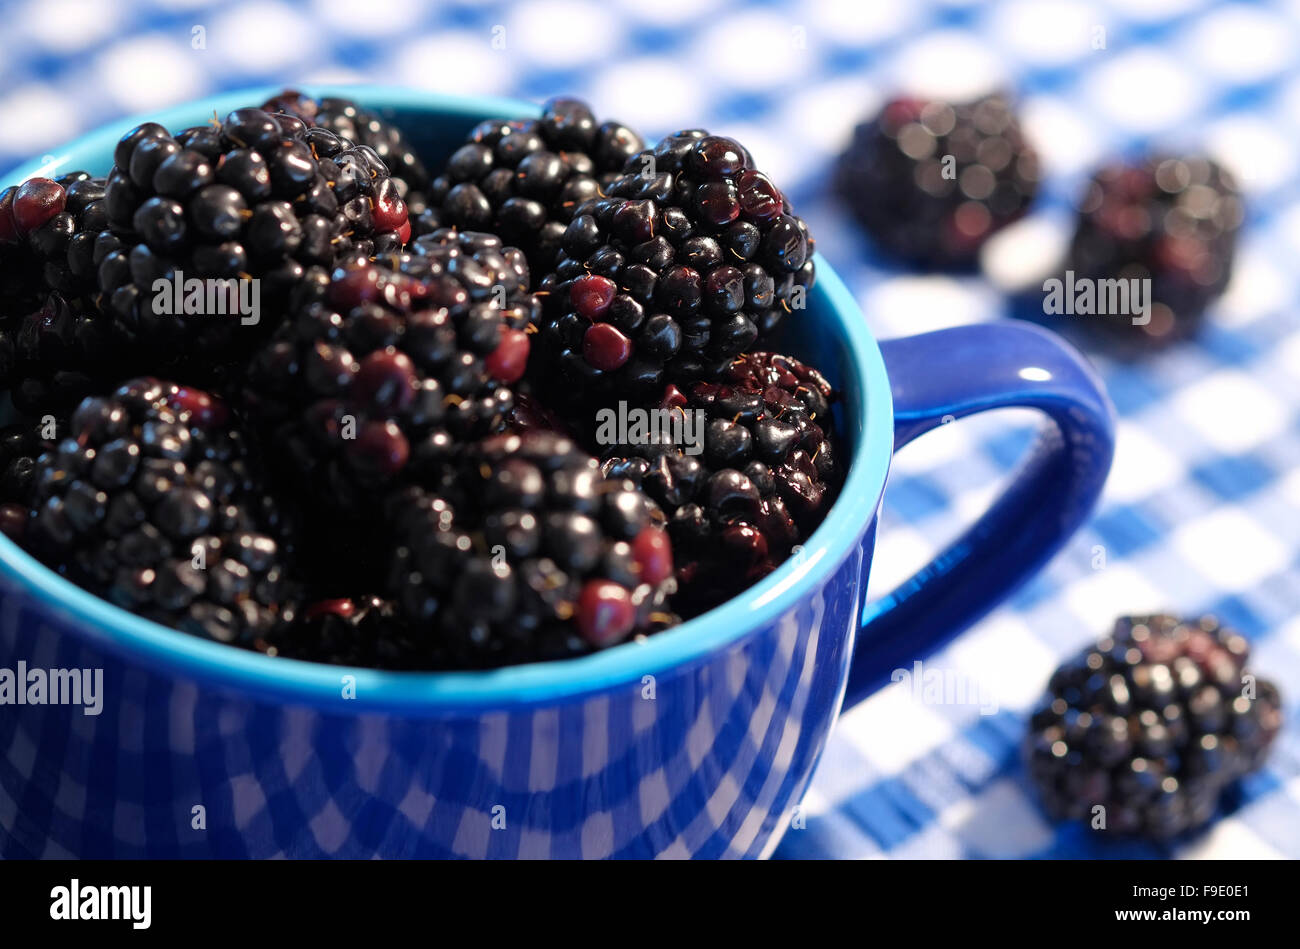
841 322 1116 708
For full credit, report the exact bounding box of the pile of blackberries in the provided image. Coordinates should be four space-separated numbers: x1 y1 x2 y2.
0 93 841 669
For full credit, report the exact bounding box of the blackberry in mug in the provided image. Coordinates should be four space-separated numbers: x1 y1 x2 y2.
539 131 816 395
1 176 67 306
24 378 300 647
602 351 840 614
421 97 643 274
0 173 115 399
0 170 109 302
0 420 58 542
240 232 533 515
268 595 419 668
385 431 678 667
261 89 431 197
2 291 119 416
95 109 410 369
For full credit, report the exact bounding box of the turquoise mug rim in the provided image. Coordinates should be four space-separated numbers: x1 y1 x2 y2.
0 85 896 712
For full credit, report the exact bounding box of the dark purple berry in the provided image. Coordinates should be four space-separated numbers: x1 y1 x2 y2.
24 378 299 646
601 351 839 616
1025 615 1283 840
539 129 815 393
418 98 644 275
385 432 676 667
1062 155 1243 343
835 94 1039 268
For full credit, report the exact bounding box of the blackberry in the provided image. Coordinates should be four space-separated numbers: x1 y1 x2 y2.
3 292 119 416
95 109 410 368
375 225 539 329
0 423 42 502
1025 614 1283 840
834 93 1039 268
1 176 64 307
421 97 644 274
41 172 110 298
505 389 576 437
1063 155 1243 342
539 130 816 395
0 171 108 301
386 431 678 668
0 420 56 542
1 173 113 397
266 595 418 668
241 231 533 514
24 378 299 646
601 351 839 615
261 89 430 196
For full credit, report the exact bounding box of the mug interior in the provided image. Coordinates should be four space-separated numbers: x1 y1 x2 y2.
0 85 897 711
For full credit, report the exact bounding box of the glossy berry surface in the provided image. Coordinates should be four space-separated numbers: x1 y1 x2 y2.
0 421 57 542
242 230 536 515
262 90 430 197
0 171 108 327
835 93 1039 268
1 291 119 416
1025 614 1283 840
24 378 299 646
601 351 839 615
540 130 816 395
420 97 643 275
385 431 677 668
96 109 409 369
0 177 115 401
0 91 856 677
1064 155 1243 343
267 595 419 668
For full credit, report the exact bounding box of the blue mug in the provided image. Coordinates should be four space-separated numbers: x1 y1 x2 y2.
0 88 1115 858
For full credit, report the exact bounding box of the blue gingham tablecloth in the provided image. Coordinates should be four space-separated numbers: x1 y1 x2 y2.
1 0 1297 859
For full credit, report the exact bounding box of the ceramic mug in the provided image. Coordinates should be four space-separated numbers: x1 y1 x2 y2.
0 88 1114 858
